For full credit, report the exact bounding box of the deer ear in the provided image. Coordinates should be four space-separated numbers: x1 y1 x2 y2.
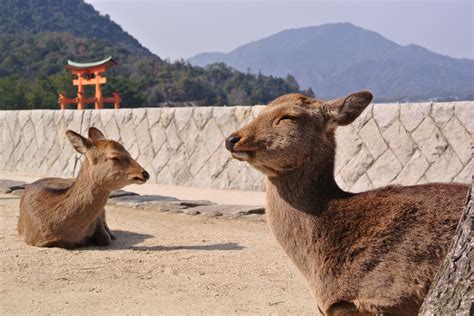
88 127 106 142
66 130 93 154
326 91 373 126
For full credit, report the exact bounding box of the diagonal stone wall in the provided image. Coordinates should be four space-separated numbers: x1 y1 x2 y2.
0 102 472 191
335 102 472 192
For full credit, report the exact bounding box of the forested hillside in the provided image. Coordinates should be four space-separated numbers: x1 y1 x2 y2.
0 0 310 109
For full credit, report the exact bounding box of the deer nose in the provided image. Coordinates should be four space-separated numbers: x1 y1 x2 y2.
142 171 150 181
225 134 241 151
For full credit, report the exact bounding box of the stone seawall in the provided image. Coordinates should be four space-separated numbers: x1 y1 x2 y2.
0 102 472 191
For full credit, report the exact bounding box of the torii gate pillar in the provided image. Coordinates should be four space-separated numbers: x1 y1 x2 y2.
60 56 121 110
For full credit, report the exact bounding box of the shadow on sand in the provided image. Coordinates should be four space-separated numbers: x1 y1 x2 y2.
129 242 245 251
88 230 245 252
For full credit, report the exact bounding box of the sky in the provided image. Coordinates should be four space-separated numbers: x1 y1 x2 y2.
86 0 474 61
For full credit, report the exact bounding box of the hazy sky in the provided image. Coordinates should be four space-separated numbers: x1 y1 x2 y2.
86 0 473 60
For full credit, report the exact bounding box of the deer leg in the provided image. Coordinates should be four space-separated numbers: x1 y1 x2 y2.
100 209 116 240
104 221 116 240
326 301 372 316
91 218 112 246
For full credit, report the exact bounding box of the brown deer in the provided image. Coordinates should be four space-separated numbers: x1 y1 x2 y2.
18 127 150 249
225 91 468 315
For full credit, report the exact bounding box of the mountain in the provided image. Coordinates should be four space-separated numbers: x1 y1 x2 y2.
0 0 148 55
0 0 310 109
189 23 474 102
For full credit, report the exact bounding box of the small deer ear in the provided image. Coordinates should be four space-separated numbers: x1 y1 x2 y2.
88 127 106 142
66 130 93 154
326 91 373 126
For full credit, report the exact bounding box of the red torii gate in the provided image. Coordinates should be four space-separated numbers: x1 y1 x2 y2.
59 56 121 110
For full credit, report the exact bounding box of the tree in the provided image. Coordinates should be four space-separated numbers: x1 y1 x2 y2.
419 181 473 314
0 76 27 109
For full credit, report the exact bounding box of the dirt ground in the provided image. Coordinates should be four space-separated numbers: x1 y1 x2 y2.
0 194 317 315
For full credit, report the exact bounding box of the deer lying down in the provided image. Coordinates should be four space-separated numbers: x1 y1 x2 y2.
225 91 467 315
18 127 149 249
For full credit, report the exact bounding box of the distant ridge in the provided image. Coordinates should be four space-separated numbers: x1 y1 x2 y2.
189 23 474 102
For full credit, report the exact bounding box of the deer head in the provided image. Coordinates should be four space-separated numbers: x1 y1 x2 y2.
225 91 373 177
66 127 150 190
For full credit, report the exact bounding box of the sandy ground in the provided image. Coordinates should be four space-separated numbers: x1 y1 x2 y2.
0 171 266 206
0 193 317 315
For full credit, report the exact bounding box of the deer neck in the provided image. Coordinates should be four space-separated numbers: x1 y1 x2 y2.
63 162 111 222
265 161 346 251
265 162 349 306
267 162 346 215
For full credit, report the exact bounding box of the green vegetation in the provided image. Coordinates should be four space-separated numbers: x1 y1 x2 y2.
0 0 311 109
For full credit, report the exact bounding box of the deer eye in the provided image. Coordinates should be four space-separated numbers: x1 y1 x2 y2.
277 115 297 124
109 157 121 162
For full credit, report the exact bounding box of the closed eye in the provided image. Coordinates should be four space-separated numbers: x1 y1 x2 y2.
277 115 298 124
110 157 121 162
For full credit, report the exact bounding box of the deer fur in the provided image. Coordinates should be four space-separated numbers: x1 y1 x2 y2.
18 127 149 249
225 91 467 315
